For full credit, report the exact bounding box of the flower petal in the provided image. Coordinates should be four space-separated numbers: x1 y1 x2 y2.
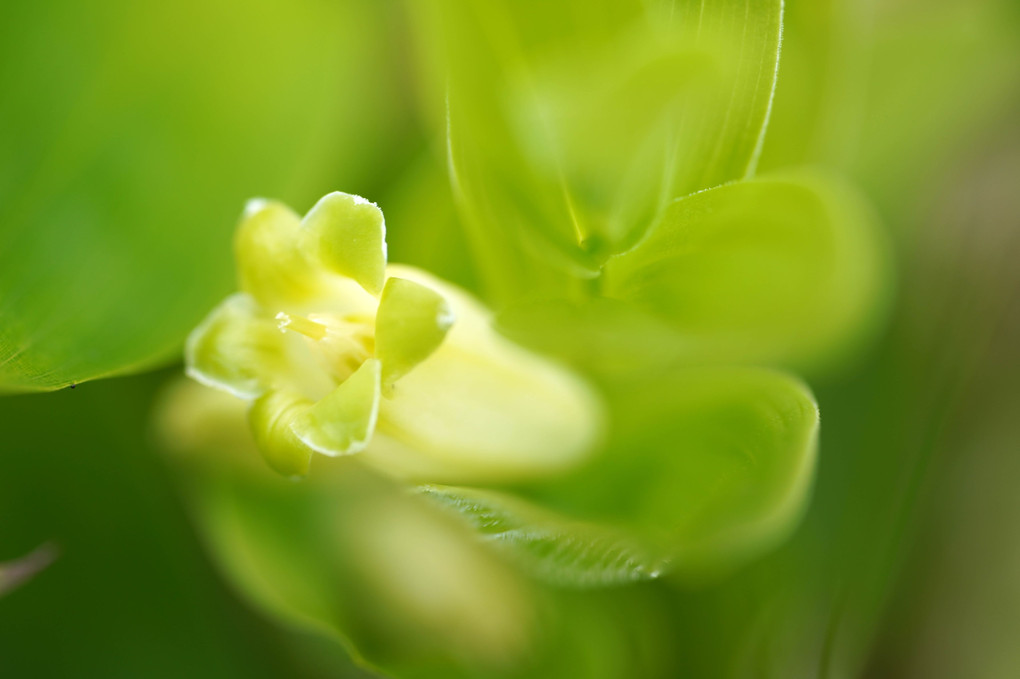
291 358 381 457
184 293 288 400
235 199 324 308
248 388 314 478
301 192 387 295
375 277 454 392
368 266 603 483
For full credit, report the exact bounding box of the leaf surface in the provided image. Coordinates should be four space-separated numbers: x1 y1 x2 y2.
425 367 819 581
412 0 783 298
0 0 400 392
499 172 890 375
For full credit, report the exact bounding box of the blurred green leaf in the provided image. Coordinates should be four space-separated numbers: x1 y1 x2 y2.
172 451 538 678
422 486 668 588
758 0 1020 218
605 172 890 369
412 0 783 300
0 0 402 393
434 367 818 581
159 379 693 678
501 172 890 374
846 2 1020 212
579 366 818 577
1 372 363 678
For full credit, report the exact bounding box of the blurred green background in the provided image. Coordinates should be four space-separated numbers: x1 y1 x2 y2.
2 0 1020 677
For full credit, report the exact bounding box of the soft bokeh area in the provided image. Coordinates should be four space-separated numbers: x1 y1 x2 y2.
2 1 1019 677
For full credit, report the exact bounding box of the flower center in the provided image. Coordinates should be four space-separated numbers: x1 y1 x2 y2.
275 312 327 340
276 311 375 383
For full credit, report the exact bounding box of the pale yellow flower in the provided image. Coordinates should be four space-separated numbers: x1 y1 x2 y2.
185 192 601 480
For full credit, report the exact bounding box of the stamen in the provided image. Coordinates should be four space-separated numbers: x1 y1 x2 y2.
275 312 327 341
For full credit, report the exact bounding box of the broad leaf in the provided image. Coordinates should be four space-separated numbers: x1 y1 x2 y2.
0 0 401 392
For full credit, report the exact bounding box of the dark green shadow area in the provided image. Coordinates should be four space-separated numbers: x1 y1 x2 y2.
0 369 371 678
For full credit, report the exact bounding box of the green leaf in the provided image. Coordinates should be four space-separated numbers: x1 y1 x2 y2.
499 172 890 375
603 172 890 370
422 486 668 588
0 0 401 393
501 366 819 579
394 368 818 583
412 0 783 298
160 379 685 678
171 451 537 678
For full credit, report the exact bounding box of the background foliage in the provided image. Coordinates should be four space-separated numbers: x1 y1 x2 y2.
2 0 1019 677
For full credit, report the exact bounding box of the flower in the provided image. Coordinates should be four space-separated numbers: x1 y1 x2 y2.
185 192 601 480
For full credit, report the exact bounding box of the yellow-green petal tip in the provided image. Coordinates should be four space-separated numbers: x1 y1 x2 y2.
302 192 387 295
